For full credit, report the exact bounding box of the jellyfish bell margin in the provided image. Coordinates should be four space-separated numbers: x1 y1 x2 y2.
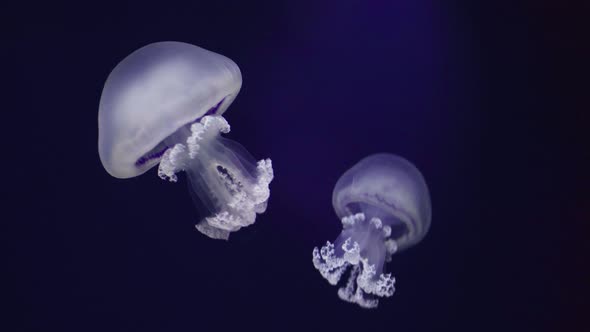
98 41 274 240
312 153 431 309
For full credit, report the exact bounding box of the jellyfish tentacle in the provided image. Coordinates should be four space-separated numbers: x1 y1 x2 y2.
158 115 273 240
158 143 188 182
194 222 231 240
312 241 349 285
312 212 397 308
337 264 381 309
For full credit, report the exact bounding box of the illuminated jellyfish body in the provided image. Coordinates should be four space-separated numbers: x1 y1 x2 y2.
312 153 431 308
98 41 273 240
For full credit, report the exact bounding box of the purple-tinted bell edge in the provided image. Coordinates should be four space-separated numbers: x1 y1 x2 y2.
134 98 226 167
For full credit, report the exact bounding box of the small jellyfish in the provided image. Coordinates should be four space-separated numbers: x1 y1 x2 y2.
98 41 274 240
312 153 431 308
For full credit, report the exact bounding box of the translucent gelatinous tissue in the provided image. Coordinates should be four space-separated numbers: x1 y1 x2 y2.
98 41 273 240
158 115 273 240
312 153 431 308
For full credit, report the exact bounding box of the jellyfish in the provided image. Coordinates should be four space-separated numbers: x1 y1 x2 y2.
312 153 431 308
98 41 274 240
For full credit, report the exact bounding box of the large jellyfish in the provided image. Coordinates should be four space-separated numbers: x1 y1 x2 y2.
312 153 431 308
98 41 274 240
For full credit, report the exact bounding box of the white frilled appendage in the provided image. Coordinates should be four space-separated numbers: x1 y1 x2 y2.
158 115 273 240
312 213 397 308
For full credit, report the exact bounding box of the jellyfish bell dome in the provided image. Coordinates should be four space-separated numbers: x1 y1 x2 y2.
332 153 432 251
98 41 242 179
313 153 431 308
97 41 273 240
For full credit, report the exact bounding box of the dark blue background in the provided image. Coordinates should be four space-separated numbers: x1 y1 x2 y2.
5 0 587 331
